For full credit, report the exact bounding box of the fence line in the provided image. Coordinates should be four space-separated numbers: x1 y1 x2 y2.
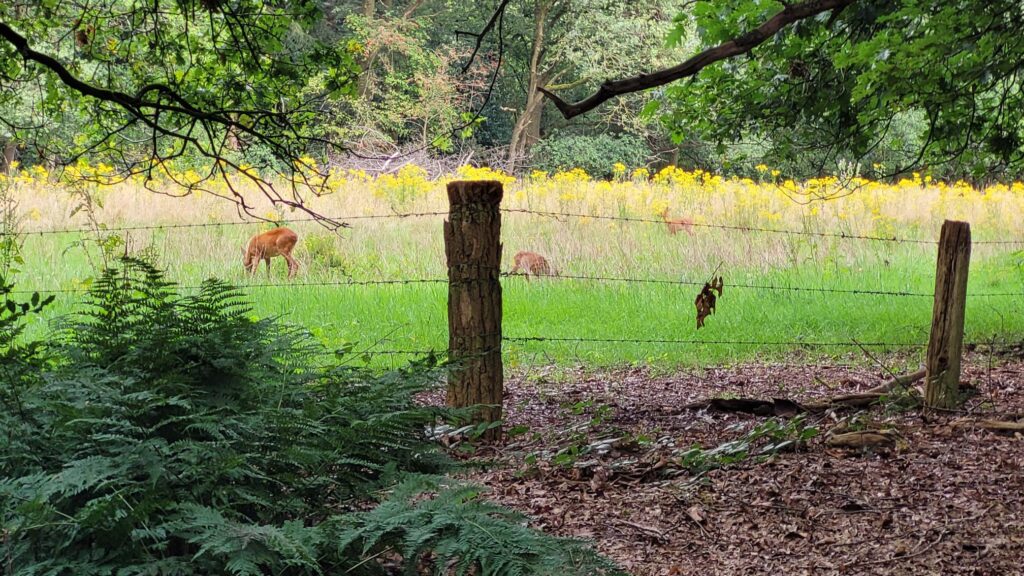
344 337 1022 360
500 208 943 244
504 335 927 348
502 272 941 297
14 207 1024 246
12 273 1022 297
8 278 449 294
12 211 450 236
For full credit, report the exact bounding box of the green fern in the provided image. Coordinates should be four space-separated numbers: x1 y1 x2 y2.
0 258 622 575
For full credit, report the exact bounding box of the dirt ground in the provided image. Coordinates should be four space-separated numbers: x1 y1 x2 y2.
444 352 1024 575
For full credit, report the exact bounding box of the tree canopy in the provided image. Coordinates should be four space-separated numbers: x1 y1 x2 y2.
2 0 1023 190
1 0 358 217
541 0 1024 178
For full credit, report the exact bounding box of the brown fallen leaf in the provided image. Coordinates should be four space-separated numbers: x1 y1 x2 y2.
590 467 610 493
686 505 706 525
695 276 725 329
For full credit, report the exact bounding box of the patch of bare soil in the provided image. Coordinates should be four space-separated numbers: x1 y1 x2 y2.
449 354 1024 575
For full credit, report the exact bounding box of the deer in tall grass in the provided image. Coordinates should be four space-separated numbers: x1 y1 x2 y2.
660 208 694 236
509 251 556 280
243 227 299 278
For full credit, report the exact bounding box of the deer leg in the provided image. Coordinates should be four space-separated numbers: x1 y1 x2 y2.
284 253 298 279
265 257 272 276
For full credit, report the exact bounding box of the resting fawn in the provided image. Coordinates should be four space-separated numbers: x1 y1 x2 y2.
660 208 694 236
243 227 299 278
509 251 555 279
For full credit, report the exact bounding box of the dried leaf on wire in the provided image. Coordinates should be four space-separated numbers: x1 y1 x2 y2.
695 276 725 329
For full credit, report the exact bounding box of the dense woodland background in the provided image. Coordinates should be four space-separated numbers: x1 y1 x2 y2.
3 0 1024 189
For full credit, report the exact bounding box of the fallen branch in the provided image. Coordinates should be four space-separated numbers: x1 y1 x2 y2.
951 418 1024 433
866 368 926 394
685 368 927 415
825 430 898 449
683 397 803 416
803 368 926 411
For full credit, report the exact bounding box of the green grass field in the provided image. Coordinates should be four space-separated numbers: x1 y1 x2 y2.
11 212 1024 370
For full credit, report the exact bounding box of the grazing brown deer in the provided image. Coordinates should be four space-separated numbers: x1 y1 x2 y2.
243 227 299 278
509 251 556 279
660 208 694 236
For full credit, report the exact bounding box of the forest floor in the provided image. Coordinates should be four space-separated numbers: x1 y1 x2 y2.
441 350 1024 576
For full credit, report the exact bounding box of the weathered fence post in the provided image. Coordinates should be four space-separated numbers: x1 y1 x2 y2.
444 180 503 439
924 220 971 409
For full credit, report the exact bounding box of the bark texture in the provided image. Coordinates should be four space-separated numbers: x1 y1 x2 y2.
444 180 504 438
925 220 971 409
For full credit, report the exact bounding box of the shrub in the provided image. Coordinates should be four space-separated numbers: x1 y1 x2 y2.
0 258 621 575
530 132 651 178
303 231 349 271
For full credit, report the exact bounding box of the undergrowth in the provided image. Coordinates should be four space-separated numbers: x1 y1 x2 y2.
0 258 621 575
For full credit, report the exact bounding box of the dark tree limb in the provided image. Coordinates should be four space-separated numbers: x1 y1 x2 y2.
0 20 309 158
540 0 858 119
0 19 354 229
455 0 513 74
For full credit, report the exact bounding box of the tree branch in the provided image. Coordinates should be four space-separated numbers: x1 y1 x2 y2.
455 0 513 74
540 0 858 119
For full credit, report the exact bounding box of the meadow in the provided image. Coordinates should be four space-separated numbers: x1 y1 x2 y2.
4 162 1024 370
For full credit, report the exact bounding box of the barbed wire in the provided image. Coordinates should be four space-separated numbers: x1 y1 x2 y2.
8 277 449 294
11 207 1024 246
504 335 927 348
500 208 944 244
283 337 1024 360
12 211 450 236
501 272 941 297
10 273 1023 297
346 349 441 357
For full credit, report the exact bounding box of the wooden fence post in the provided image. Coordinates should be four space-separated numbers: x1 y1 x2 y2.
444 180 503 439
925 220 971 409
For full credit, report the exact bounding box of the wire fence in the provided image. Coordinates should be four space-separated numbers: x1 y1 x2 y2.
12 273 1022 298
12 210 450 236
7 204 1024 363
352 336 1023 359
13 207 1024 245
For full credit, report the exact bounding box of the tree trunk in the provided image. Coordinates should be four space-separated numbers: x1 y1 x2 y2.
444 180 504 440
224 113 241 151
925 220 971 409
1 141 17 174
508 0 553 169
356 0 377 98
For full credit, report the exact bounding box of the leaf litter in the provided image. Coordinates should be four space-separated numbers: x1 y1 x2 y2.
426 352 1024 575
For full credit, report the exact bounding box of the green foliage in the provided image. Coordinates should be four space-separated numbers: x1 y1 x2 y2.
679 415 818 474
660 0 1024 179
0 258 621 575
0 0 359 180
332 479 621 576
531 132 651 177
303 232 349 271
0 282 54 473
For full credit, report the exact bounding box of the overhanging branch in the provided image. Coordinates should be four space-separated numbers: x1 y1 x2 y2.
0 20 302 154
540 0 858 119
455 0 513 74
0 19 349 228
